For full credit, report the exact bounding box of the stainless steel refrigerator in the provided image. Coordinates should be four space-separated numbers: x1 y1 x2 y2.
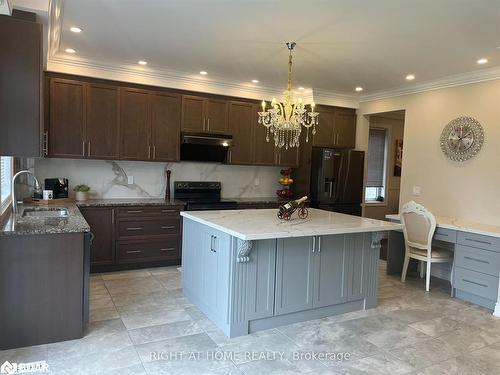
310 148 365 216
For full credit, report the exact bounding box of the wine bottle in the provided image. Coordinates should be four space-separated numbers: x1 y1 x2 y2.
278 196 308 216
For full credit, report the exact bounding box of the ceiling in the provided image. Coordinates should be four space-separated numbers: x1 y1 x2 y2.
14 0 500 102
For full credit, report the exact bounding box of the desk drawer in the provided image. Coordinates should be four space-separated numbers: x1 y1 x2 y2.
457 232 500 252
117 218 180 238
454 267 499 301
433 227 457 243
116 206 181 218
455 245 500 277
117 239 180 263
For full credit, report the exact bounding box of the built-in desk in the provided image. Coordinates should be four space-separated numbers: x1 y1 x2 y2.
385 214 500 315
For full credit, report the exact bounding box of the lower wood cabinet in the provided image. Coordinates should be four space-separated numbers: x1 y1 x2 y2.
80 204 183 272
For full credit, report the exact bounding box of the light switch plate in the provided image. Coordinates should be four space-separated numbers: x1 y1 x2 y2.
412 186 421 196
128 176 134 185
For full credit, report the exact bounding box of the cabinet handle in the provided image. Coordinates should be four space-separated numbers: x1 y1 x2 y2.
111 209 115 224
43 131 48 156
88 141 91 157
126 227 143 231
210 235 214 251
463 256 490 264
160 247 175 251
312 237 316 253
228 150 232 163
212 235 217 252
161 225 175 229
318 237 322 253
82 141 86 157
203 117 206 131
148 145 151 159
126 250 141 254
153 145 156 160
127 210 143 213
462 278 488 288
207 118 210 131
161 209 176 213
465 238 491 246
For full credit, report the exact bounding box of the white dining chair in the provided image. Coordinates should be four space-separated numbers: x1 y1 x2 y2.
400 201 453 291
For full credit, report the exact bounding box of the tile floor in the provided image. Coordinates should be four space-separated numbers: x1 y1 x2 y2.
1 262 499 374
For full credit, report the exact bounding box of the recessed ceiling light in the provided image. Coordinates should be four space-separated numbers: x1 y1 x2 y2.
406 74 415 81
355 87 363 92
251 79 259 83
298 87 305 90
65 48 76 54
199 71 208 75
138 60 147 65
477 58 488 65
70 27 82 33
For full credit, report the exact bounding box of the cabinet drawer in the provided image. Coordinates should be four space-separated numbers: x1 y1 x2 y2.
433 227 457 243
454 267 499 301
457 232 500 252
455 245 500 277
117 239 180 263
116 206 181 218
117 218 180 238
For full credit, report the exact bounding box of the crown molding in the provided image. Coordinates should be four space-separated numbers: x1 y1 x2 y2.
360 66 500 102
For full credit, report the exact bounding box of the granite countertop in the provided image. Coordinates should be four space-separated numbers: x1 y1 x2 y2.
181 208 402 240
386 214 500 239
0 203 90 237
76 198 185 207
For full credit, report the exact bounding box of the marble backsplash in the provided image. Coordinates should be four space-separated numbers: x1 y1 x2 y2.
34 158 282 199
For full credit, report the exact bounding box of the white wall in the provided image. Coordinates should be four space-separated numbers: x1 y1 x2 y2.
357 79 500 226
34 158 281 199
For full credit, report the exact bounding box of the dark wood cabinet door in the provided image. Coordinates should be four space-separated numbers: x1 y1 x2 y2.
0 15 42 157
181 95 205 133
277 146 299 167
86 84 119 159
151 92 181 161
253 119 276 165
228 101 255 164
312 109 334 147
333 111 356 148
49 79 85 157
206 99 228 134
120 88 151 160
80 207 115 267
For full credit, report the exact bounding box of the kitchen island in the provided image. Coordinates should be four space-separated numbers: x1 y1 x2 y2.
181 208 401 337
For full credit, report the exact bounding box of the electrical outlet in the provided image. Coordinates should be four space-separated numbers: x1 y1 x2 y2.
412 186 421 196
254 178 260 186
128 176 134 185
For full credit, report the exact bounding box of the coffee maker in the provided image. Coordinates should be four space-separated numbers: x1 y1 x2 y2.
44 178 69 199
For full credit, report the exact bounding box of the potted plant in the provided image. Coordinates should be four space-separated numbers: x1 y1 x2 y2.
74 184 90 201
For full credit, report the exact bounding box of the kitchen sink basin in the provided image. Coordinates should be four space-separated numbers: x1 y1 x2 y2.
22 207 69 218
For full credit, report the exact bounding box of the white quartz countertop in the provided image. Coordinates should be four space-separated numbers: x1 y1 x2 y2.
181 208 402 240
385 214 500 239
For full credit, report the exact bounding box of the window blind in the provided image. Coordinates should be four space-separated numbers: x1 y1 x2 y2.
0 156 13 214
366 128 386 188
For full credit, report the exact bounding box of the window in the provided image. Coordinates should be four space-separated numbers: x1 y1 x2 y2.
0 156 13 215
365 128 387 203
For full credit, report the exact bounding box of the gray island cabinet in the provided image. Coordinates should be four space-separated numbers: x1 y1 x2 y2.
181 208 401 337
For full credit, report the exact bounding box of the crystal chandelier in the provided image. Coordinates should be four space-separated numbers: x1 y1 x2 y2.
258 42 319 149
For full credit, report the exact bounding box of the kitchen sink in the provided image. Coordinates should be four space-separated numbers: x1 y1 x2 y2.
22 207 69 218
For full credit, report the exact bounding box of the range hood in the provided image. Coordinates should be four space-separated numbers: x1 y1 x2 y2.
180 133 233 163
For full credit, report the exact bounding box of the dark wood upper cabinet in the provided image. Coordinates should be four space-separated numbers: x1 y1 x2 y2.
79 207 115 268
181 95 205 133
206 99 228 134
119 88 150 161
228 101 255 165
0 14 42 157
181 95 228 134
277 146 300 167
312 109 335 147
253 117 276 165
49 79 85 158
333 111 356 148
151 92 181 161
86 84 119 159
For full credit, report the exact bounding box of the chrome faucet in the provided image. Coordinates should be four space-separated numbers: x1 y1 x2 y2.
11 170 41 215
